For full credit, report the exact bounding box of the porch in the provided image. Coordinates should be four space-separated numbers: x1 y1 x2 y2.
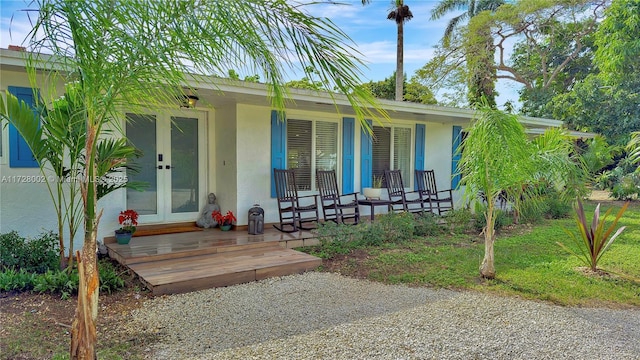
105 224 321 296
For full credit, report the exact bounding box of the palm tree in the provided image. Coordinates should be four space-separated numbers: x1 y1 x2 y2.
459 106 580 278
18 0 383 358
430 0 504 107
362 1 413 101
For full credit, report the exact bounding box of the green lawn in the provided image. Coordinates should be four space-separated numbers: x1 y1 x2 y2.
319 201 640 307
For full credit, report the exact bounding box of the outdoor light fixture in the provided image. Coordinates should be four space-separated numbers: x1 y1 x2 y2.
181 94 199 108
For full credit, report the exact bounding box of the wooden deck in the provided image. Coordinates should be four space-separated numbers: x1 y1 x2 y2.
105 225 322 296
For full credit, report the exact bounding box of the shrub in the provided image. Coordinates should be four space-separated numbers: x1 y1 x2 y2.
558 199 629 271
414 212 444 236
370 212 415 243
611 173 640 201
314 222 361 258
543 196 572 219
474 206 512 232
99 259 127 294
0 259 127 297
0 231 59 273
33 270 79 299
0 268 36 292
518 200 545 224
445 208 474 234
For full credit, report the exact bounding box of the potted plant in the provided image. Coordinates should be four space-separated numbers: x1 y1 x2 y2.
363 174 384 199
212 210 237 231
115 209 138 244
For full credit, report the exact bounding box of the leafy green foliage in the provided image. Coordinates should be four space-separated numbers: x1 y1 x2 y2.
0 269 37 292
444 208 474 234
33 270 80 300
311 212 422 259
0 260 126 298
414 212 445 236
362 72 437 104
0 231 59 273
595 157 640 200
627 132 640 168
548 0 640 145
559 199 629 271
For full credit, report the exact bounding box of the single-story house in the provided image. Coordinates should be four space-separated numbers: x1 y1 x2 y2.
0 48 585 248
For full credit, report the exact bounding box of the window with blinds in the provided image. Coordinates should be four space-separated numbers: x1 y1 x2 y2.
372 126 391 186
372 125 412 187
394 127 412 182
287 119 338 191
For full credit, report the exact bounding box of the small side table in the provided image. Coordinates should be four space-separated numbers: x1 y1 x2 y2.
357 198 392 221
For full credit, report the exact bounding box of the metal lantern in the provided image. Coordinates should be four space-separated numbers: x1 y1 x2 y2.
248 204 264 235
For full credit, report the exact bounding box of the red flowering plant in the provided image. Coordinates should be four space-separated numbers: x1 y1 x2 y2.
212 210 236 227
117 209 139 234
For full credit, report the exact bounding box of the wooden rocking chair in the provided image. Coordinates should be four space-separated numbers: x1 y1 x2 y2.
316 170 360 225
273 168 319 232
415 169 453 215
384 170 431 214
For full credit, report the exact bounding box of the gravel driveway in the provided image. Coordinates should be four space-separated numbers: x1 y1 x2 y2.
128 272 640 360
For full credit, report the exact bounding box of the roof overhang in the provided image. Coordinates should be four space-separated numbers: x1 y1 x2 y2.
1 48 595 138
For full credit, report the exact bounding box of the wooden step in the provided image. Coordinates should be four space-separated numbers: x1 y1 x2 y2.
127 246 322 296
107 235 278 265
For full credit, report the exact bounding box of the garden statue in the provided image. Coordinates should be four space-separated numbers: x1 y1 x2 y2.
196 192 220 228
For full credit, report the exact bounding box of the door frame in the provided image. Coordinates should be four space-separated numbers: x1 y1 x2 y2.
124 108 208 224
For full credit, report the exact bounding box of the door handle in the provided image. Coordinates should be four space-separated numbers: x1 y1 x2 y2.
165 165 171 169
158 165 163 170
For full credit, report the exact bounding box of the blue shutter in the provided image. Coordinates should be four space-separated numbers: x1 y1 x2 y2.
342 117 355 194
271 110 286 197
451 125 462 189
414 123 425 190
360 119 373 189
8 86 39 168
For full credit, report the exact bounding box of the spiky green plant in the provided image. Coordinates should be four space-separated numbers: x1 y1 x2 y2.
559 199 629 272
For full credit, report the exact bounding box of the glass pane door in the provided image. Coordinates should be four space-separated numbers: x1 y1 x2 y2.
126 113 158 216
170 116 199 213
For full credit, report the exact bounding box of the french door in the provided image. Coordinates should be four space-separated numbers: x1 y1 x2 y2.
125 110 206 223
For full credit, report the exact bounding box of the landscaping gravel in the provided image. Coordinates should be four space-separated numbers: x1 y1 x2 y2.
128 272 640 360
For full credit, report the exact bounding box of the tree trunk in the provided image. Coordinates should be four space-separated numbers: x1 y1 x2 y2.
70 248 98 359
480 203 496 279
395 21 404 102
70 123 100 360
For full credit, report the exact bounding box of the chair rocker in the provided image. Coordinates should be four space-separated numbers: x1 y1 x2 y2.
273 168 319 232
316 170 360 225
415 169 453 215
384 170 431 214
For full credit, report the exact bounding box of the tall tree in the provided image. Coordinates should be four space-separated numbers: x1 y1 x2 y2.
363 71 437 104
549 0 637 145
19 0 382 358
362 1 413 101
431 0 504 107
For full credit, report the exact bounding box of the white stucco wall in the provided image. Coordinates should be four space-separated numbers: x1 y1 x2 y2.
236 104 275 224
214 104 238 218
0 68 73 243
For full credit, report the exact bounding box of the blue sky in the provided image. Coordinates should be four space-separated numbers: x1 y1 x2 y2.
0 0 520 105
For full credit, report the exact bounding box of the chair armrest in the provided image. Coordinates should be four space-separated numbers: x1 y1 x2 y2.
298 194 318 200
342 191 359 196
